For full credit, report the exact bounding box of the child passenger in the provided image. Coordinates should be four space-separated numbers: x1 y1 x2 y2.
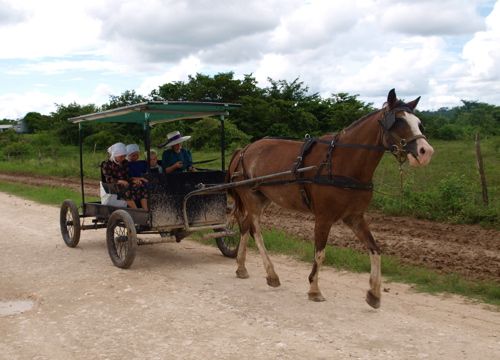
148 149 163 174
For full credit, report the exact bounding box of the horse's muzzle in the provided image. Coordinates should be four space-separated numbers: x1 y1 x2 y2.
407 138 434 166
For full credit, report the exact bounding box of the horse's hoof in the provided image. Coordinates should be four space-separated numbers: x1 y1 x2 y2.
266 276 281 287
236 269 249 279
308 292 326 302
366 290 381 309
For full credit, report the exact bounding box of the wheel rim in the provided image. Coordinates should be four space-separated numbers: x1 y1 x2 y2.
222 232 239 252
113 221 130 261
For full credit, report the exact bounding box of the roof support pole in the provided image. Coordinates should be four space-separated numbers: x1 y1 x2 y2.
79 123 85 206
220 115 225 171
144 113 151 214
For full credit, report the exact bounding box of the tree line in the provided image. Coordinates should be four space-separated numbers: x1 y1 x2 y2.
1 72 499 156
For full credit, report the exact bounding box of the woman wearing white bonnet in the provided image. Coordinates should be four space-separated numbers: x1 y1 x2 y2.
107 142 127 163
102 142 148 210
126 143 140 161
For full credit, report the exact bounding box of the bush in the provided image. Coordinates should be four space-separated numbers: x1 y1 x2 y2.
436 124 464 140
83 130 124 151
190 118 250 151
2 142 33 158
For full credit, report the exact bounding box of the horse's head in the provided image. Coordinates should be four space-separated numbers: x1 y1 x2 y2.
380 89 434 167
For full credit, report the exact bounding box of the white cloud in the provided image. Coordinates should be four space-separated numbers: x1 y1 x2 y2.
270 0 358 52
137 55 203 96
462 1 500 79
7 59 126 75
254 53 291 85
0 0 103 59
0 0 26 25
380 0 484 35
0 91 56 119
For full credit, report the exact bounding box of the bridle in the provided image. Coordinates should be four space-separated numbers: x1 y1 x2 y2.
378 106 427 164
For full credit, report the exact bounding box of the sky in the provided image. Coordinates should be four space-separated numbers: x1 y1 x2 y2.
1 0 499 120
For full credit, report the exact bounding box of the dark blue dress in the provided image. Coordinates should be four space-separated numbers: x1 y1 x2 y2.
161 148 193 172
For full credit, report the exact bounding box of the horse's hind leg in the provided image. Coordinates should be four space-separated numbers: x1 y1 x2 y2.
308 219 333 302
252 218 280 287
233 194 278 286
343 215 382 309
236 215 250 279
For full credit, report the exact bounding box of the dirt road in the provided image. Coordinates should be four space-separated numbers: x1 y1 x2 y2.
1 192 500 359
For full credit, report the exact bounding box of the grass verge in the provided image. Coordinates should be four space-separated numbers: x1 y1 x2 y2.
0 181 97 206
2 181 499 307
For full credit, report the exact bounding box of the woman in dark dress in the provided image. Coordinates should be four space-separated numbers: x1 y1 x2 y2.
102 142 148 210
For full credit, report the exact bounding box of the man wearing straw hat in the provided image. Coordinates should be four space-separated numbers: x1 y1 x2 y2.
160 131 195 173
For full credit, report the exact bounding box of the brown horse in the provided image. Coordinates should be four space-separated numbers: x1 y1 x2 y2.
226 89 434 308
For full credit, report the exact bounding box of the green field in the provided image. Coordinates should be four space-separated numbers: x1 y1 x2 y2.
0 137 499 228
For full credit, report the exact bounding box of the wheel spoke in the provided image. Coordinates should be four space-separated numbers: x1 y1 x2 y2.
113 223 129 260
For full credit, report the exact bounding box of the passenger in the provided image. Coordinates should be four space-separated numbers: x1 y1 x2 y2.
148 149 163 174
160 131 195 173
126 144 148 179
102 142 148 210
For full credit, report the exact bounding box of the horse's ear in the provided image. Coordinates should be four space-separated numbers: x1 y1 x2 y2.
407 96 421 110
387 89 397 108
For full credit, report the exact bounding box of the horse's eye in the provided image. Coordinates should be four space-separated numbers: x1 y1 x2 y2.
418 123 425 133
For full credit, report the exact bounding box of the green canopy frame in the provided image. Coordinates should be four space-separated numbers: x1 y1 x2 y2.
69 101 241 206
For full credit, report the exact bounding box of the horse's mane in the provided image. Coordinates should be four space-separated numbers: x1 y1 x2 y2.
342 99 409 133
342 108 382 132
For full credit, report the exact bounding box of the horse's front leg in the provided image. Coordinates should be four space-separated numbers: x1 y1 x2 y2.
343 215 382 309
308 219 333 302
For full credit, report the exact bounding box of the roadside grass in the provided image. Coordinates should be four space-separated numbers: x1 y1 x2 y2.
195 227 500 307
0 181 98 206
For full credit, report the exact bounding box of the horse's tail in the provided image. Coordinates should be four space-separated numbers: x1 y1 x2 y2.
226 148 245 220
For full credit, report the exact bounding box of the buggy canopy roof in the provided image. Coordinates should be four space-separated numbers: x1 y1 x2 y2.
68 101 241 125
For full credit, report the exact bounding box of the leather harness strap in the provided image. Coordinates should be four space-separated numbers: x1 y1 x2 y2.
231 106 424 200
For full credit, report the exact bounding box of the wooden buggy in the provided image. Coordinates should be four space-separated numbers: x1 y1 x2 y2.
59 101 241 268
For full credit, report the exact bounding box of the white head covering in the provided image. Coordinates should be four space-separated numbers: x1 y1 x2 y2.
126 144 140 160
107 142 127 163
159 131 191 148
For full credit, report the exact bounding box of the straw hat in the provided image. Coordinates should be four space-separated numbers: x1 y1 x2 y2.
159 131 191 148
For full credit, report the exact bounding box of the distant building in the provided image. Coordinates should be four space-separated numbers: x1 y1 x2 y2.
15 118 29 133
0 118 28 133
0 124 14 132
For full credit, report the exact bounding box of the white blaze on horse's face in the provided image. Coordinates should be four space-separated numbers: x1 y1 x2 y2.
401 112 434 167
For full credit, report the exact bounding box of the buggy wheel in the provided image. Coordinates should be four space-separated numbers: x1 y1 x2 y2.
106 210 137 269
60 199 81 248
215 213 240 258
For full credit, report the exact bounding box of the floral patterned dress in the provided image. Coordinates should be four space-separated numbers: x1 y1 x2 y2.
101 159 148 202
